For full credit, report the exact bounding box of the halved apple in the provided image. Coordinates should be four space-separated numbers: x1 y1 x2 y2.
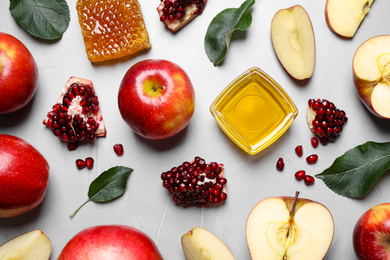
325 0 374 38
246 192 334 260
0 229 51 260
353 35 390 119
271 5 315 80
181 227 235 260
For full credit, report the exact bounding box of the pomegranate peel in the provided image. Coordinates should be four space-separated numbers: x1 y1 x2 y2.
43 77 106 150
157 0 207 32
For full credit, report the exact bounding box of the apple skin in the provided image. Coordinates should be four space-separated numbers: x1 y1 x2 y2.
57 225 163 260
353 203 390 260
118 59 195 140
0 134 49 218
0 32 38 115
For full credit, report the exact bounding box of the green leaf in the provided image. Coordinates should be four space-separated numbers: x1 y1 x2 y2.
70 166 133 218
9 0 70 40
316 141 390 198
204 0 255 66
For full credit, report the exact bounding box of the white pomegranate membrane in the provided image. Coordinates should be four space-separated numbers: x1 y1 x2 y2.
161 156 227 207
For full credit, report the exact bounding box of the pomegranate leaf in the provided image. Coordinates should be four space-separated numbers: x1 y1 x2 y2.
204 0 255 66
9 0 70 40
70 166 133 218
315 141 390 198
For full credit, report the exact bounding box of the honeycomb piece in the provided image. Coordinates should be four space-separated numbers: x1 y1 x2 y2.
76 0 151 62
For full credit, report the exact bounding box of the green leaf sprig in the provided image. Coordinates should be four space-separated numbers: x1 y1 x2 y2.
204 0 255 66
316 141 390 198
70 166 133 218
9 0 70 40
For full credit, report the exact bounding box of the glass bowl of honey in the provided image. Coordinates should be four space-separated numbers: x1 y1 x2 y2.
210 67 298 155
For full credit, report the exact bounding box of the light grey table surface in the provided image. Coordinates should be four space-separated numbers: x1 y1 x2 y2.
1 0 390 259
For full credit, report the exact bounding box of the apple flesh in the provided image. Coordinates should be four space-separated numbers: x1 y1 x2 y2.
118 59 195 140
246 192 334 260
57 225 163 260
271 5 315 80
0 229 51 260
0 134 49 218
181 227 235 260
0 32 38 115
353 35 390 119
325 0 374 38
353 203 390 260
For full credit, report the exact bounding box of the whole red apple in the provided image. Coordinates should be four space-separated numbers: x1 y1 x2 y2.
353 203 390 260
57 225 163 260
118 59 195 140
0 134 49 218
0 32 38 115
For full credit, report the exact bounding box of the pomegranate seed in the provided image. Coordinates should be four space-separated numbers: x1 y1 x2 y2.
295 170 306 181
86 157 94 169
304 175 315 185
311 137 319 148
76 159 86 169
276 158 284 171
306 154 318 164
295 145 303 157
113 143 124 156
67 142 78 151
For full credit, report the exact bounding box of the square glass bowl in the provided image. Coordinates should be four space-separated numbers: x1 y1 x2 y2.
210 67 298 155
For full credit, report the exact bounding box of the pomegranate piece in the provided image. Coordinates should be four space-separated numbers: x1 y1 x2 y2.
304 175 315 185
43 77 106 150
157 0 207 32
113 143 124 156
276 158 284 171
295 145 303 157
85 157 94 169
76 159 86 169
295 170 306 181
306 98 348 144
161 156 227 207
306 154 318 164
311 137 319 148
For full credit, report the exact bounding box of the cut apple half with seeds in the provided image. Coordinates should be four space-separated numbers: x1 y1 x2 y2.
0 229 51 260
246 192 334 260
353 35 390 119
325 0 374 38
271 5 315 80
181 227 235 260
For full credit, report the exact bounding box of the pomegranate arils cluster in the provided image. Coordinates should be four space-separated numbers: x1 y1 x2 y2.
43 77 106 150
161 156 227 207
306 98 348 144
157 0 207 32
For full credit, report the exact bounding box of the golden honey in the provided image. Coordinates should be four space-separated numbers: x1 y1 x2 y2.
76 0 151 62
210 67 298 155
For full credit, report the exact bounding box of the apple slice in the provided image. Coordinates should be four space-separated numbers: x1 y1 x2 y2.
0 229 51 260
246 192 334 260
353 35 390 119
181 227 235 260
325 0 374 38
271 5 315 80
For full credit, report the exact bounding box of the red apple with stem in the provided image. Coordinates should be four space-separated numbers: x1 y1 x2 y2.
57 225 163 260
0 134 49 218
0 32 38 115
118 59 195 140
353 203 390 260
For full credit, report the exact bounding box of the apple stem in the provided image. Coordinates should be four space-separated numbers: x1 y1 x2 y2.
152 85 166 92
283 191 300 260
69 199 91 218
